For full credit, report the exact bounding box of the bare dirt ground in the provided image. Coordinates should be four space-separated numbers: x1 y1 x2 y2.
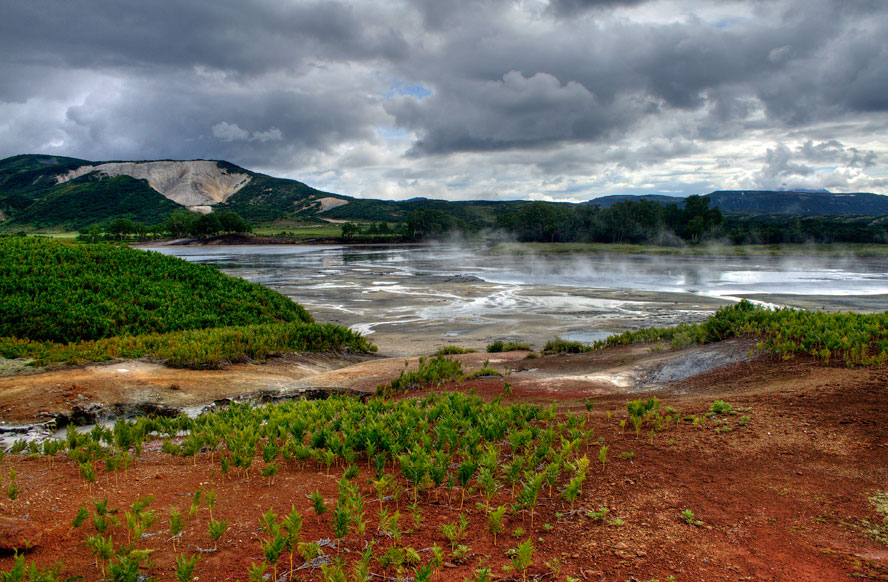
0 341 750 426
0 345 887 581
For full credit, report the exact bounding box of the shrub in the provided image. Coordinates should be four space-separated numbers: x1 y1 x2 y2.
542 339 590 355
436 345 476 355
487 341 531 353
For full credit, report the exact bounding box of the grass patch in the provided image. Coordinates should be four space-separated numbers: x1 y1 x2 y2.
542 339 592 355
379 355 464 395
858 491 888 547
487 341 531 353
0 322 376 369
537 300 888 367
595 300 888 367
436 345 477 355
251 224 342 240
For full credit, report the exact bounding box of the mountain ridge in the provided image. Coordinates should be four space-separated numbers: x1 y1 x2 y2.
2 154 887 231
590 190 888 216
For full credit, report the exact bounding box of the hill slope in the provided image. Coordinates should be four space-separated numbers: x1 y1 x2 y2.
55 160 252 207
0 238 374 367
0 154 347 229
3 154 888 232
592 190 888 216
0 237 311 343
706 190 888 215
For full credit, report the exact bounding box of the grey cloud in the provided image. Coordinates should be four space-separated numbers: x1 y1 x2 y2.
386 70 632 154
797 140 877 168
0 0 409 77
761 144 815 180
1 0 887 198
546 0 650 17
387 0 885 157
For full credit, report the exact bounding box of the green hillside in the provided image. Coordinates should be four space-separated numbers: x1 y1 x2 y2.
0 155 182 229
10 174 182 229
0 238 373 366
218 172 345 223
1 154 887 245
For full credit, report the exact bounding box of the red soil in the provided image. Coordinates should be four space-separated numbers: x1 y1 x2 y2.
1 354 887 581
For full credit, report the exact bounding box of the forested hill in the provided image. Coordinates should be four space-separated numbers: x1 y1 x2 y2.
0 154 348 229
2 154 887 236
592 190 888 216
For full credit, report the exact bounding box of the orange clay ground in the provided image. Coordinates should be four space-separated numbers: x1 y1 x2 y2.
0 347 887 582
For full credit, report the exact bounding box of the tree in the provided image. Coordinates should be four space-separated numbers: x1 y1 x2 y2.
680 195 722 242
216 210 251 233
495 202 573 242
107 218 137 240
164 212 197 238
193 213 223 237
341 222 360 240
405 210 462 240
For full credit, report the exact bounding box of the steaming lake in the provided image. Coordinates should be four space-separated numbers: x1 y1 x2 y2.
151 244 888 355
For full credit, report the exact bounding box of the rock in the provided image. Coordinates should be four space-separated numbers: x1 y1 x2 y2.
55 161 251 207
0 516 41 551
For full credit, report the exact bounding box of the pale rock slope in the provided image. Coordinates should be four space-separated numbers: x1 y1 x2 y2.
55 161 251 208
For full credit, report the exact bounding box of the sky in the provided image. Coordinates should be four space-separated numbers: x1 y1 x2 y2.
1 0 887 202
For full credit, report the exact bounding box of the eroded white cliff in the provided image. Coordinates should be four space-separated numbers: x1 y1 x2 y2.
56 161 251 207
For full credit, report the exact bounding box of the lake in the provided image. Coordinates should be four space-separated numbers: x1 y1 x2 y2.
150 244 888 355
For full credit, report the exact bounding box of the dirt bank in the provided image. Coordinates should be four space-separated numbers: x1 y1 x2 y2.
0 345 886 581
0 340 756 427
0 353 373 425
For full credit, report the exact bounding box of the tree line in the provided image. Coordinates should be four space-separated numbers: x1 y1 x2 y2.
77 211 252 242
404 196 888 245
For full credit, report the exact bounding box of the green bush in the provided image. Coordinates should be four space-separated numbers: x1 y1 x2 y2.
0 322 375 369
487 341 531 353
0 237 311 343
592 300 888 367
542 339 590 355
436 345 476 355
382 356 463 394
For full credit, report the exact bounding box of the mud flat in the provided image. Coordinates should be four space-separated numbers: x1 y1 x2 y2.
150 243 888 356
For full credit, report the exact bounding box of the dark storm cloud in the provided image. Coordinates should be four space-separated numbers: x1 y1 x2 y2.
381 0 888 162
0 0 886 197
546 0 651 17
0 0 409 76
385 70 635 155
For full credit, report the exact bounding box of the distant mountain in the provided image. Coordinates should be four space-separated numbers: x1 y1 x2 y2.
589 194 687 208
2 154 887 231
706 190 888 216
0 154 525 230
0 154 349 229
590 190 888 216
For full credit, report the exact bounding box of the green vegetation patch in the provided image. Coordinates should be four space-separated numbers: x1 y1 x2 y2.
487 341 531 353
0 238 311 343
436 345 477 355
0 237 375 367
382 355 464 394
593 300 888 367
542 339 592 355
0 321 374 369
